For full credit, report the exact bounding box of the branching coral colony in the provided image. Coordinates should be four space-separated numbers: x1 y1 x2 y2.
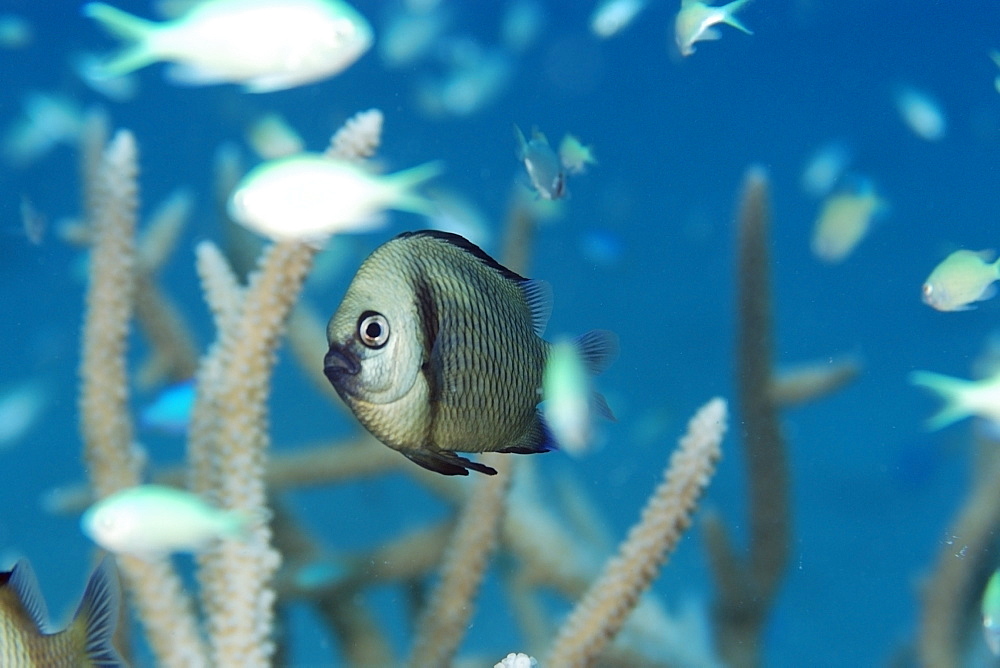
69 109 728 667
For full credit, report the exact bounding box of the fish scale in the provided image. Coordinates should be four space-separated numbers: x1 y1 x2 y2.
426 263 543 452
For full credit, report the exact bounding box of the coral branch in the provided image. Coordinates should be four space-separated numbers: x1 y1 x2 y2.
707 167 791 667
919 431 1000 667
78 129 207 667
545 398 726 667
192 240 316 667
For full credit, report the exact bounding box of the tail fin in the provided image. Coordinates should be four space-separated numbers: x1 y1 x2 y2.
722 0 754 34
387 161 445 215
573 330 619 422
70 558 125 668
572 329 619 375
83 3 156 41
83 3 159 77
909 370 973 430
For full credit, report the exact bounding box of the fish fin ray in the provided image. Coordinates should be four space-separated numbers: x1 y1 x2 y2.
402 449 497 476
573 329 619 375
73 557 126 667
4 559 51 632
521 279 553 336
592 391 616 422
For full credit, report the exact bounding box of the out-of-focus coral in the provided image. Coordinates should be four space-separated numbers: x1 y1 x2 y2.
68 109 730 666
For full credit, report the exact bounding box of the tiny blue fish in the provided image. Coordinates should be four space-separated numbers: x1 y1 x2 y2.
140 379 196 435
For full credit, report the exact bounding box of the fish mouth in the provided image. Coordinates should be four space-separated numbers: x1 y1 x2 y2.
324 344 361 383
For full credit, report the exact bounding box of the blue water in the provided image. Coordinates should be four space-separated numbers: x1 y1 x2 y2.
1 0 999 665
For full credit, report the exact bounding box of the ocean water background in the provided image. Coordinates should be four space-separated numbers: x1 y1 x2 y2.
0 0 998 665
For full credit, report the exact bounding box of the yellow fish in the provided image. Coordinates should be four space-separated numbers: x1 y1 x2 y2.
0 557 123 666
922 249 1000 312
674 0 753 57
810 185 887 263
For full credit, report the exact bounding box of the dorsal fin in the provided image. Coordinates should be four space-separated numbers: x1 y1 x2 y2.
520 279 553 336
71 557 125 668
396 230 528 282
3 559 51 633
396 230 553 334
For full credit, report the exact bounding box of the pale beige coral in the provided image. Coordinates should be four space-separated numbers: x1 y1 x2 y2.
79 128 208 667
546 398 726 667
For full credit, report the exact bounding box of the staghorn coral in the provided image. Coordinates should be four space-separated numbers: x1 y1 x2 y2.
69 109 730 666
546 397 727 667
78 128 208 667
704 166 790 668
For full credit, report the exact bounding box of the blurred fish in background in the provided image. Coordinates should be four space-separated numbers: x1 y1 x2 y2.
84 0 373 92
894 84 947 141
810 179 888 263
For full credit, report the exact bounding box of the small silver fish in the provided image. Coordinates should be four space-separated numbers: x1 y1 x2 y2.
513 124 566 200
0 557 123 667
324 230 617 475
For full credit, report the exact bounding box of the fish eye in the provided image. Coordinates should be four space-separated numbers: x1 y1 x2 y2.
357 311 389 349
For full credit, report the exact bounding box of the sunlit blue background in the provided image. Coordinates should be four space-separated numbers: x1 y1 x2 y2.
1 0 999 665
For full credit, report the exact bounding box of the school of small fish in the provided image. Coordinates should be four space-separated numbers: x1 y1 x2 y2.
0 0 997 661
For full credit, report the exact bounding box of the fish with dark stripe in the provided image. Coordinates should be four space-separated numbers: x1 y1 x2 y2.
324 230 617 475
0 558 124 667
